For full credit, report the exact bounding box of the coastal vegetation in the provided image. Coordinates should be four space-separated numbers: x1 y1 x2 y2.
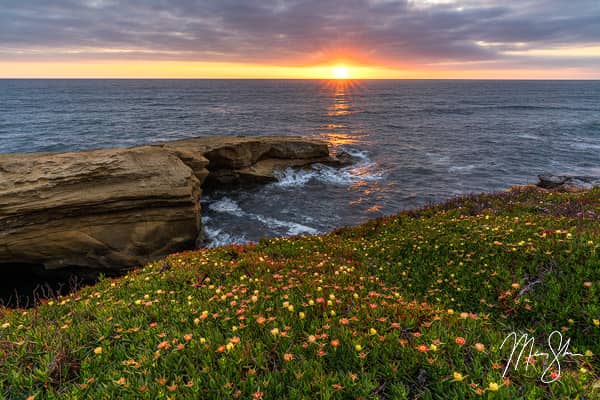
1 187 598 399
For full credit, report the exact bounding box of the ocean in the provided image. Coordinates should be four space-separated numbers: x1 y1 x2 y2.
1 79 599 247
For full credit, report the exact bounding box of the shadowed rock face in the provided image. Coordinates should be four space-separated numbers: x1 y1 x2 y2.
0 146 202 271
0 136 331 272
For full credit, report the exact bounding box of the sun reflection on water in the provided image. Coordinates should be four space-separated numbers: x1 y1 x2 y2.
325 80 357 117
317 79 388 215
320 80 364 145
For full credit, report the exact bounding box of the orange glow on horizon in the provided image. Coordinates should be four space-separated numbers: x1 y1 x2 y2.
0 60 599 79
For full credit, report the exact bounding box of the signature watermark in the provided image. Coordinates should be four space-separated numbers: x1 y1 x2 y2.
499 330 583 383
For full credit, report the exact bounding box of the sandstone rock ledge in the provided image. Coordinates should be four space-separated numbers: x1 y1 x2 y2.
0 136 333 272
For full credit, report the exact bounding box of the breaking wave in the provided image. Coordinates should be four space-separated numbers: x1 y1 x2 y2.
203 197 319 247
274 147 384 188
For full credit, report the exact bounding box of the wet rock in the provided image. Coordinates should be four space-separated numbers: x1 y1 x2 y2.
537 174 600 191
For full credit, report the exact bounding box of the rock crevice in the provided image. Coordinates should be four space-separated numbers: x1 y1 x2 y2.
0 135 333 272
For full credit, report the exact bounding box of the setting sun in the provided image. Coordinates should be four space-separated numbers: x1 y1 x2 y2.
332 65 350 79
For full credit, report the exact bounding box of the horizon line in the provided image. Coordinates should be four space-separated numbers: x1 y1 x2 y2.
2 77 600 81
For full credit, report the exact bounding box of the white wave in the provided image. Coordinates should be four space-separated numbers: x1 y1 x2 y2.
253 214 319 236
274 168 315 187
518 133 542 140
341 148 369 161
274 147 384 188
203 226 249 248
448 164 476 173
202 197 319 247
274 164 384 187
315 163 384 184
207 197 245 216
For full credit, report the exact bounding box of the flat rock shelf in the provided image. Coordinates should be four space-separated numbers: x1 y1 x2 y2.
0 135 342 276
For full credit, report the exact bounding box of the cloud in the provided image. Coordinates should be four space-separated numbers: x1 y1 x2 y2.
1 0 599 69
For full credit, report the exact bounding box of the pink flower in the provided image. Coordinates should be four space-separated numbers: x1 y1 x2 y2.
455 337 466 346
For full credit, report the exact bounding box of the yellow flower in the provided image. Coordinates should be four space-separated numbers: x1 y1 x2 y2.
287 305 294 312
488 382 499 391
226 342 234 351
193 318 201 325
447 309 454 315
355 344 362 351
1 323 10 329
369 328 378 335
199 337 207 344
593 319 599 327
430 344 438 351
93 347 103 355
298 312 306 319
452 372 464 382
584 350 594 357
308 300 315 306
270 328 280 336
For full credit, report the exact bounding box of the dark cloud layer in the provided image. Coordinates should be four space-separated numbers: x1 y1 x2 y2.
1 0 599 68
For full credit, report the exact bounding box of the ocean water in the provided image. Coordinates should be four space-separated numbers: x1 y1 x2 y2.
2 79 599 247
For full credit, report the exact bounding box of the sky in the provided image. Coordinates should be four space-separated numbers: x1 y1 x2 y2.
1 0 599 78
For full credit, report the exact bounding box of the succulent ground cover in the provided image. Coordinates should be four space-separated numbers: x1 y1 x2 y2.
1 187 598 399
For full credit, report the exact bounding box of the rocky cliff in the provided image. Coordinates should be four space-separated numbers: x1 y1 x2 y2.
0 136 332 272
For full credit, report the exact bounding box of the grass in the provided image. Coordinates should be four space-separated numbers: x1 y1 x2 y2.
1 186 599 399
